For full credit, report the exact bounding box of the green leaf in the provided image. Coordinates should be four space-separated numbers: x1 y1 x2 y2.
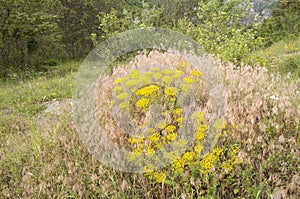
233 189 239 194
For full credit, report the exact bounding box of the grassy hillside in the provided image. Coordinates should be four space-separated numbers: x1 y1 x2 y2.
244 35 300 79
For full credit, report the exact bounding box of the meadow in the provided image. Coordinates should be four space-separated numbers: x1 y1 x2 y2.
0 36 299 198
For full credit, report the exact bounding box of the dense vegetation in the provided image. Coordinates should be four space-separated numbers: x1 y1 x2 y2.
0 0 299 68
0 0 299 198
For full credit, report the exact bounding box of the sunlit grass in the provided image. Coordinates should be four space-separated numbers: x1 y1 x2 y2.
244 35 300 79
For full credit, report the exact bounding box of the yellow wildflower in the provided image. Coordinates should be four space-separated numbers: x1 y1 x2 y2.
165 87 179 96
128 137 144 144
161 110 170 116
148 133 161 142
156 122 167 129
221 162 233 173
213 147 223 156
173 158 185 170
136 97 149 109
182 151 195 163
117 92 128 100
166 133 178 141
145 148 155 157
190 70 202 77
199 153 217 174
195 130 205 141
161 76 173 84
143 165 154 174
165 125 176 133
173 70 183 78
173 108 182 115
151 67 160 71
231 145 240 154
176 117 183 123
183 77 194 84
194 143 203 155
128 69 142 79
168 97 176 102
162 69 174 75
135 85 159 97
128 147 143 160
153 172 166 183
114 78 122 84
112 86 123 93
154 142 162 149
114 77 127 84
118 102 129 110
125 79 138 87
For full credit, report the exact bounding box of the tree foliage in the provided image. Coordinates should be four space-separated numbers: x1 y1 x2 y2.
0 0 299 71
257 0 300 46
174 0 263 64
0 0 62 67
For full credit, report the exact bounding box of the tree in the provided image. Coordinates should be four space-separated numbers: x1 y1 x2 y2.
57 0 117 58
0 0 63 68
175 0 262 64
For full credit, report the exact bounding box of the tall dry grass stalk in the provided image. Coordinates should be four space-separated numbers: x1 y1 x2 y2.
218 61 299 197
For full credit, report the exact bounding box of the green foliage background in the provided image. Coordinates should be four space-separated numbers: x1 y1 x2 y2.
0 0 299 72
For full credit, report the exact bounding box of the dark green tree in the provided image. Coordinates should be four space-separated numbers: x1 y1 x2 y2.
0 0 63 68
57 0 123 58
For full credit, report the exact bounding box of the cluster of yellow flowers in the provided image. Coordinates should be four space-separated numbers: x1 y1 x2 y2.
135 85 159 97
167 112 224 175
112 62 241 184
112 63 202 112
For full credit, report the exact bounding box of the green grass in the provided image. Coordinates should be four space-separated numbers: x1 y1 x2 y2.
0 62 77 196
244 35 300 79
0 61 155 198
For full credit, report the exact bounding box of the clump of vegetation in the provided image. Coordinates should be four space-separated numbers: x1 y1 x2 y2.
111 62 240 187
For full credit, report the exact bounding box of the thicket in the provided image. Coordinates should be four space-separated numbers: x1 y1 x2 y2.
0 0 127 75
1 0 299 73
257 0 300 47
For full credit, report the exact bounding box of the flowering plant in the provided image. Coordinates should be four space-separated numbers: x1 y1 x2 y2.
112 61 241 183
